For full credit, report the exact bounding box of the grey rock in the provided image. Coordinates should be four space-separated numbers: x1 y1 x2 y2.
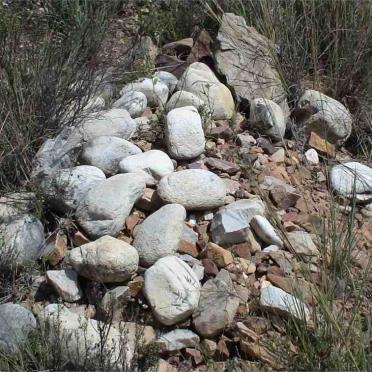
250 215 283 247
193 269 239 337
80 136 142 176
166 90 206 112
158 329 199 352
46 269 83 302
76 173 145 239
0 303 37 353
67 236 139 283
112 91 147 118
133 204 186 267
100 286 131 321
154 71 178 94
157 169 226 211
165 106 205 159
144 256 201 326
0 192 35 223
286 231 318 256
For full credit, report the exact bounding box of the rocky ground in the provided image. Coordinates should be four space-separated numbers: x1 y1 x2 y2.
0 11 371 372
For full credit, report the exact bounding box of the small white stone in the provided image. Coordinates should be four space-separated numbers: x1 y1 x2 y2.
250 215 283 247
112 91 147 118
304 148 319 165
46 269 82 302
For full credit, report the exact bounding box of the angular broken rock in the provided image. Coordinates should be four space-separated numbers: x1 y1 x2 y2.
144 256 201 326
260 285 311 321
100 286 130 321
193 269 239 337
133 204 186 266
285 231 318 257
205 158 240 175
250 215 283 247
157 169 226 211
157 329 200 352
205 242 234 268
46 269 83 302
76 173 145 239
67 236 139 283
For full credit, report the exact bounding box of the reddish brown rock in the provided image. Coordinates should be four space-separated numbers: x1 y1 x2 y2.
205 242 234 268
72 230 90 247
201 258 219 275
178 240 199 257
270 187 301 209
184 348 203 366
231 242 252 259
308 131 336 157
205 158 239 175
47 232 68 266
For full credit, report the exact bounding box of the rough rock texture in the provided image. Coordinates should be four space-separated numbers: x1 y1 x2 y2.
158 329 200 352
178 62 234 120
166 91 206 112
193 270 239 337
133 204 186 266
214 13 288 115
46 269 83 302
67 236 139 283
0 303 37 354
157 169 226 211
144 256 201 326
297 90 352 143
251 215 283 247
80 136 142 176
41 165 106 212
76 173 145 239
112 90 147 118
165 106 205 159
119 150 174 185
154 71 178 94
330 162 372 202
0 214 44 266
286 231 319 256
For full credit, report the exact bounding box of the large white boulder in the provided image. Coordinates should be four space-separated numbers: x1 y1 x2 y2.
166 91 206 112
178 62 234 120
119 150 174 186
133 204 186 266
41 165 105 213
157 169 226 211
67 236 139 283
76 173 145 238
112 91 147 118
297 90 352 143
165 106 205 159
144 256 201 325
80 136 142 176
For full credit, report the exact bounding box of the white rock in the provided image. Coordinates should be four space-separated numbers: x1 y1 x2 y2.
260 285 311 321
250 98 285 140
41 165 106 213
0 303 37 353
80 136 142 176
76 173 145 239
262 245 280 252
119 150 174 186
157 169 226 211
166 91 206 112
112 91 147 118
120 78 169 107
304 148 319 165
154 71 178 94
0 215 44 266
133 204 186 267
250 215 283 247
165 106 205 159
158 329 199 352
297 90 352 143
144 256 201 325
46 269 83 302
178 62 234 120
67 236 139 283
330 162 372 201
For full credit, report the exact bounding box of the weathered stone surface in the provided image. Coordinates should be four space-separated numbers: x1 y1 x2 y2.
157 169 226 211
76 173 145 239
0 303 37 354
178 62 234 120
286 231 318 256
0 192 35 223
144 256 201 326
165 106 205 160
0 214 44 266
42 165 106 212
330 162 372 202
205 158 240 175
166 91 206 112
80 136 142 176
193 269 239 337
206 243 234 268
46 269 83 302
157 329 200 352
119 150 174 186
100 286 130 321
133 204 186 266
250 215 283 247
297 90 352 143
154 71 178 94
112 90 147 118
214 13 288 115
308 131 336 157
67 236 139 283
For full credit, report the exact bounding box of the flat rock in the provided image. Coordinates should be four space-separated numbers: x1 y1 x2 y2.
157 169 226 211
67 236 139 283
165 106 205 160
76 173 145 239
112 91 147 118
133 204 186 266
250 215 283 247
286 231 318 256
157 329 200 352
206 242 234 268
46 269 83 302
166 90 205 112
80 136 142 175
144 256 201 326
119 150 174 186
205 158 239 175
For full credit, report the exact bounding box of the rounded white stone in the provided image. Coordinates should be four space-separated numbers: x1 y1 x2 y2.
250 215 283 247
112 91 147 118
